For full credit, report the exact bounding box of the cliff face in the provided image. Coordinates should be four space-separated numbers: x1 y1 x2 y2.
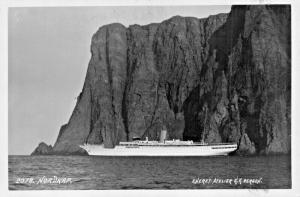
32 5 291 155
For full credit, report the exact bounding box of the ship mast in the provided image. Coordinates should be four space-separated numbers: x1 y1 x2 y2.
201 103 208 143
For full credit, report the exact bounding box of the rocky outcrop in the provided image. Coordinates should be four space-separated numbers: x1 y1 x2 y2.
31 142 53 155
33 5 291 155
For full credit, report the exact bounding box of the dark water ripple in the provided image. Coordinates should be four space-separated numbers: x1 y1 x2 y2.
8 155 291 190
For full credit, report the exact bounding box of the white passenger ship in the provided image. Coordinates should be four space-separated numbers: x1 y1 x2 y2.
79 129 237 156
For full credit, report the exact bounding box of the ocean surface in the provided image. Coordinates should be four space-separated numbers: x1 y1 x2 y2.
8 155 291 190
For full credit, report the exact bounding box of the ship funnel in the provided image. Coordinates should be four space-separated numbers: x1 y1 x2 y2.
160 126 167 143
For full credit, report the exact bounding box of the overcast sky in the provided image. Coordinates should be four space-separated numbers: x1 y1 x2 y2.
8 6 231 155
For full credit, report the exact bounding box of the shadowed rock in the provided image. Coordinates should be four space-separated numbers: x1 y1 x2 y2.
31 142 53 155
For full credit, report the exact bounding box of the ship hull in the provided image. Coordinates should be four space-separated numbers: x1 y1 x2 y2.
79 144 237 156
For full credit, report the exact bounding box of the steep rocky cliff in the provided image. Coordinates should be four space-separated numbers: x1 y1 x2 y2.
32 5 291 155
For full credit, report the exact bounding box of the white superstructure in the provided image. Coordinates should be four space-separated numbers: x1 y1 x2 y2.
79 138 237 156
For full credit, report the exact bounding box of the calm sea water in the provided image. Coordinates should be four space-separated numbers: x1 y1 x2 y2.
8 155 291 190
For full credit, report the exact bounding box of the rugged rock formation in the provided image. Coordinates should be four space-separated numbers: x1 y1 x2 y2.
33 5 291 155
31 142 53 155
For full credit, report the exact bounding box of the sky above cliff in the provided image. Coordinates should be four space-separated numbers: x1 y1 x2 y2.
8 6 231 155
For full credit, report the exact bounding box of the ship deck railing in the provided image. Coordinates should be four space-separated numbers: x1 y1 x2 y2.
117 142 237 147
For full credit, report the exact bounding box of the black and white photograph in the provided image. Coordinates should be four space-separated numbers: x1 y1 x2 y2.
1 0 299 196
